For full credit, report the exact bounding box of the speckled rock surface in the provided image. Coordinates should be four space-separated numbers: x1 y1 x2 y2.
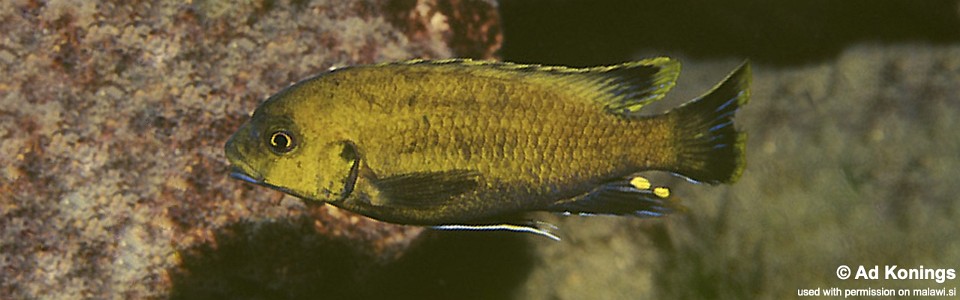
0 0 501 298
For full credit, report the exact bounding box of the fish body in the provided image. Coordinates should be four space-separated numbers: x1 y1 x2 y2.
225 58 750 236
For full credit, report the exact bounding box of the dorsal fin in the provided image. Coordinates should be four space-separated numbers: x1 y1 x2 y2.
375 58 681 114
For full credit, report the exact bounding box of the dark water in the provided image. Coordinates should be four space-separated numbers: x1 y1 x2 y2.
500 0 960 66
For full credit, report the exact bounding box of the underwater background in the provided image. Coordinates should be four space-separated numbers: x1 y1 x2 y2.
1 0 958 299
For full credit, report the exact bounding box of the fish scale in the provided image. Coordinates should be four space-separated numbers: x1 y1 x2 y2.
386 88 606 192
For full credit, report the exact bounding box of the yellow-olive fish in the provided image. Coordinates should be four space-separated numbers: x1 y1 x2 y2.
225 58 750 240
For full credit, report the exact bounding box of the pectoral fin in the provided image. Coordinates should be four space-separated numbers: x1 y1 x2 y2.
371 169 480 207
548 176 685 217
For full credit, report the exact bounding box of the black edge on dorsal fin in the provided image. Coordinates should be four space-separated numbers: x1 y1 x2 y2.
376 58 681 114
371 169 480 207
589 57 681 114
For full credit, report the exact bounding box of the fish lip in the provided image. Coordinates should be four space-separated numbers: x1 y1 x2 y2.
229 165 263 184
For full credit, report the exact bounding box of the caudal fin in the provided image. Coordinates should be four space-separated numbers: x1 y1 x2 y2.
668 62 750 184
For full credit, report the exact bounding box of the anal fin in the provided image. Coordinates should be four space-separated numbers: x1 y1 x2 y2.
548 176 685 217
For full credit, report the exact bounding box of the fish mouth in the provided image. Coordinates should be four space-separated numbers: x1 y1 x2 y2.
229 165 263 184
225 133 308 199
228 164 308 199
225 137 265 185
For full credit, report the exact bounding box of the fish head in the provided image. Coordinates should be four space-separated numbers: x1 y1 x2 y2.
224 82 360 203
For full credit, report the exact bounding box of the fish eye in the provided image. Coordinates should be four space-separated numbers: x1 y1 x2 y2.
267 130 297 154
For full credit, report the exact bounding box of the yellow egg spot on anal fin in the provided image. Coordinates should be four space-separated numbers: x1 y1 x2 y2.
629 176 651 190
653 186 671 198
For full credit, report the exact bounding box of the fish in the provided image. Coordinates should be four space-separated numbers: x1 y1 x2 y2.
225 58 750 240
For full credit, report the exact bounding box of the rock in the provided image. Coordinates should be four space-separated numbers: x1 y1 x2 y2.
0 0 502 298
